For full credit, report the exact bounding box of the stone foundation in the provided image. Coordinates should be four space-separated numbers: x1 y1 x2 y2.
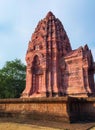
0 97 69 122
0 97 95 122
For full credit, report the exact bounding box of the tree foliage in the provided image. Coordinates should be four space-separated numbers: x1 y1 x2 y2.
0 59 26 98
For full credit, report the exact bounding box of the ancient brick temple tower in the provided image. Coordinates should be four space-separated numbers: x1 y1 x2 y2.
21 11 95 98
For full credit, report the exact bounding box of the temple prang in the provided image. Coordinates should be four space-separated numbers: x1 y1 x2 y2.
21 11 95 98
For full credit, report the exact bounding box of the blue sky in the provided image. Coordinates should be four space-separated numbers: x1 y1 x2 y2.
0 0 95 68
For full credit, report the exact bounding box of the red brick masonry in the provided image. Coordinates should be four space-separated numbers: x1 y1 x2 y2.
0 97 95 122
21 11 95 98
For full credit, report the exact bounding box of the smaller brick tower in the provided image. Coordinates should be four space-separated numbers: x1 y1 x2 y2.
21 12 95 98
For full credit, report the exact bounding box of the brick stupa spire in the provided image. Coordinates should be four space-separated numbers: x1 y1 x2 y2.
21 12 95 98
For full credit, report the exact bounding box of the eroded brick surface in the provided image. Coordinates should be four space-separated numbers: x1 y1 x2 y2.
21 11 95 98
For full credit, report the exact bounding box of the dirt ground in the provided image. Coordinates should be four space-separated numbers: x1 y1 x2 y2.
0 122 60 130
0 117 95 130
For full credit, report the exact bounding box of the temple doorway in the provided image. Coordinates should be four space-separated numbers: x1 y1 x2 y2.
32 55 43 94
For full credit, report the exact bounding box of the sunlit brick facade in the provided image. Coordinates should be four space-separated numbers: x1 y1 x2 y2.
21 12 95 98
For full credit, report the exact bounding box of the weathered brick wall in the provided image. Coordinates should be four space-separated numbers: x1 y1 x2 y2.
0 97 69 122
68 97 95 122
0 97 95 122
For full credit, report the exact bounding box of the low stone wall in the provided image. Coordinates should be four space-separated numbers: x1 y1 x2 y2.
0 97 69 122
0 97 95 122
68 97 95 122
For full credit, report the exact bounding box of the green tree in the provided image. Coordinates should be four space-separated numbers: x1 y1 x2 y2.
0 59 26 98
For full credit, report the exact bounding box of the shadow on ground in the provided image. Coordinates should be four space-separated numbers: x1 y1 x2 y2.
0 117 95 130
